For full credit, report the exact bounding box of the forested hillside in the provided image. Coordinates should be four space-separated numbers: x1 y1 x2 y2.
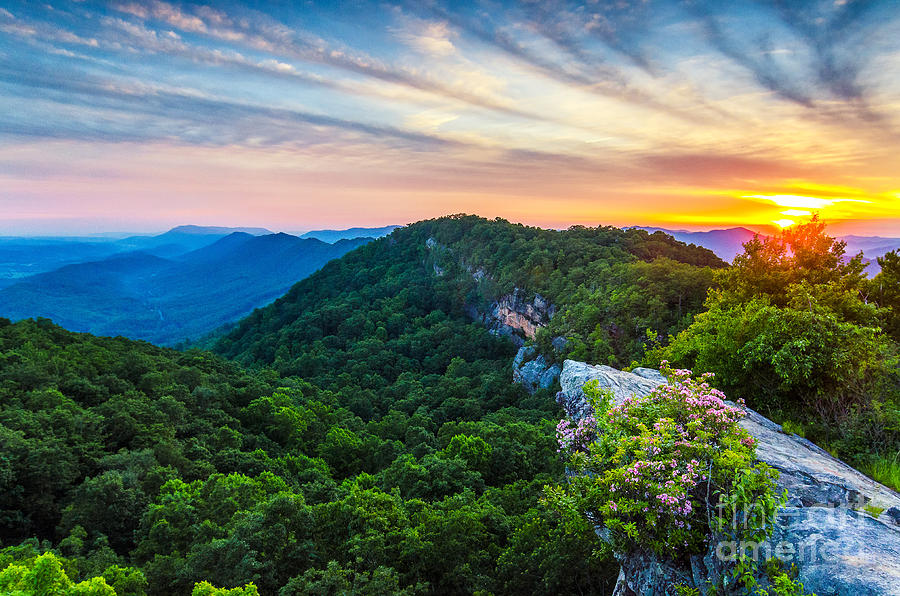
0 216 725 595
0 316 610 595
7 215 892 595
218 215 723 372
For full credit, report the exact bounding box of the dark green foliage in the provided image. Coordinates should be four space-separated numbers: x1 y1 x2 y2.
871 250 900 341
0 216 732 594
661 217 900 462
218 215 721 373
0 315 611 594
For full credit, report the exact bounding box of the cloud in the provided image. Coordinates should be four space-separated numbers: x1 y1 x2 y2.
102 2 548 121
400 0 720 124
114 1 206 33
688 3 814 107
393 19 457 56
520 0 658 74
691 0 898 127
0 58 457 151
742 194 871 209
636 151 819 185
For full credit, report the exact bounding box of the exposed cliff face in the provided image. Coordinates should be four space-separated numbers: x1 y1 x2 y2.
424 237 556 346
557 360 900 596
468 288 556 346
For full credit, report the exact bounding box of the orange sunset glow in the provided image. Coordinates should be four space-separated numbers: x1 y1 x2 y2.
1 1 899 236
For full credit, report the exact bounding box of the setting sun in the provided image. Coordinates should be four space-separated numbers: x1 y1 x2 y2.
773 219 797 228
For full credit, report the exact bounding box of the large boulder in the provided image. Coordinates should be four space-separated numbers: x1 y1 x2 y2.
556 360 661 421
556 359 900 596
512 346 560 394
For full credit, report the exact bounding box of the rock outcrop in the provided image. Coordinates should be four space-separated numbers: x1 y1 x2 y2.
556 359 900 596
556 360 661 421
468 288 555 346
511 346 561 393
424 237 555 347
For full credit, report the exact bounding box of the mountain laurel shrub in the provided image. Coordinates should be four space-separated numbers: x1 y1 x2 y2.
545 364 799 592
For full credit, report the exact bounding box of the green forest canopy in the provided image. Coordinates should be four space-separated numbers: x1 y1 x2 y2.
2 215 896 595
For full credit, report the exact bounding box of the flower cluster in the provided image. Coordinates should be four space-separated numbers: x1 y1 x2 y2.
556 416 597 453
552 362 770 557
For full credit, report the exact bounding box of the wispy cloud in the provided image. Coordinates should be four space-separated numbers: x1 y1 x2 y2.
1 0 899 232
0 57 455 150
392 17 457 57
104 1 543 120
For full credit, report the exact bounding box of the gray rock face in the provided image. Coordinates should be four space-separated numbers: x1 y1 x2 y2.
629 367 667 384
556 360 662 421
470 288 555 346
511 346 561 394
889 507 900 526
769 507 900 596
556 359 900 596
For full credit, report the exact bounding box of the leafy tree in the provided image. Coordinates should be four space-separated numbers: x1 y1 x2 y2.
871 250 900 340
662 218 899 460
0 552 117 596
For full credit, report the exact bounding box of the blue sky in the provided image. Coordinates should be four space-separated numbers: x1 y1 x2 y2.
1 0 899 234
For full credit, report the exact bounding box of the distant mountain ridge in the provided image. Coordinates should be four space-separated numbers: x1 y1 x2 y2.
298 225 401 243
163 225 273 235
0 225 277 286
114 225 274 257
635 226 900 274
632 226 759 262
0 230 372 345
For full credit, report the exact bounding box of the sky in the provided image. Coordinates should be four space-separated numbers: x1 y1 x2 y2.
1 0 899 236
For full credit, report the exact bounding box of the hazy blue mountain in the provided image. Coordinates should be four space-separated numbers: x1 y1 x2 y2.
840 235 900 276
0 225 276 288
114 225 274 257
298 225 401 242
0 232 371 345
0 238 123 289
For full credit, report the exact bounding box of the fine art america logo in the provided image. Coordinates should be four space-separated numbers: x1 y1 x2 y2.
713 497 887 564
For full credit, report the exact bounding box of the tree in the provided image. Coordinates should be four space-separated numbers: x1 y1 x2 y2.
0 552 117 596
662 218 899 459
871 250 900 340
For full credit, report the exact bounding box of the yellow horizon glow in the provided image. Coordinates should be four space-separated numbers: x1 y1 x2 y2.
744 194 872 209
781 209 812 217
773 218 797 228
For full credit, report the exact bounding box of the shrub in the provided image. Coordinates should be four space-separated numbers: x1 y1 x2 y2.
544 364 800 593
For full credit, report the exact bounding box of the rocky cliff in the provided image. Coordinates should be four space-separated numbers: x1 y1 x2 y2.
467 288 555 346
511 346 561 394
556 360 900 596
424 236 556 347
